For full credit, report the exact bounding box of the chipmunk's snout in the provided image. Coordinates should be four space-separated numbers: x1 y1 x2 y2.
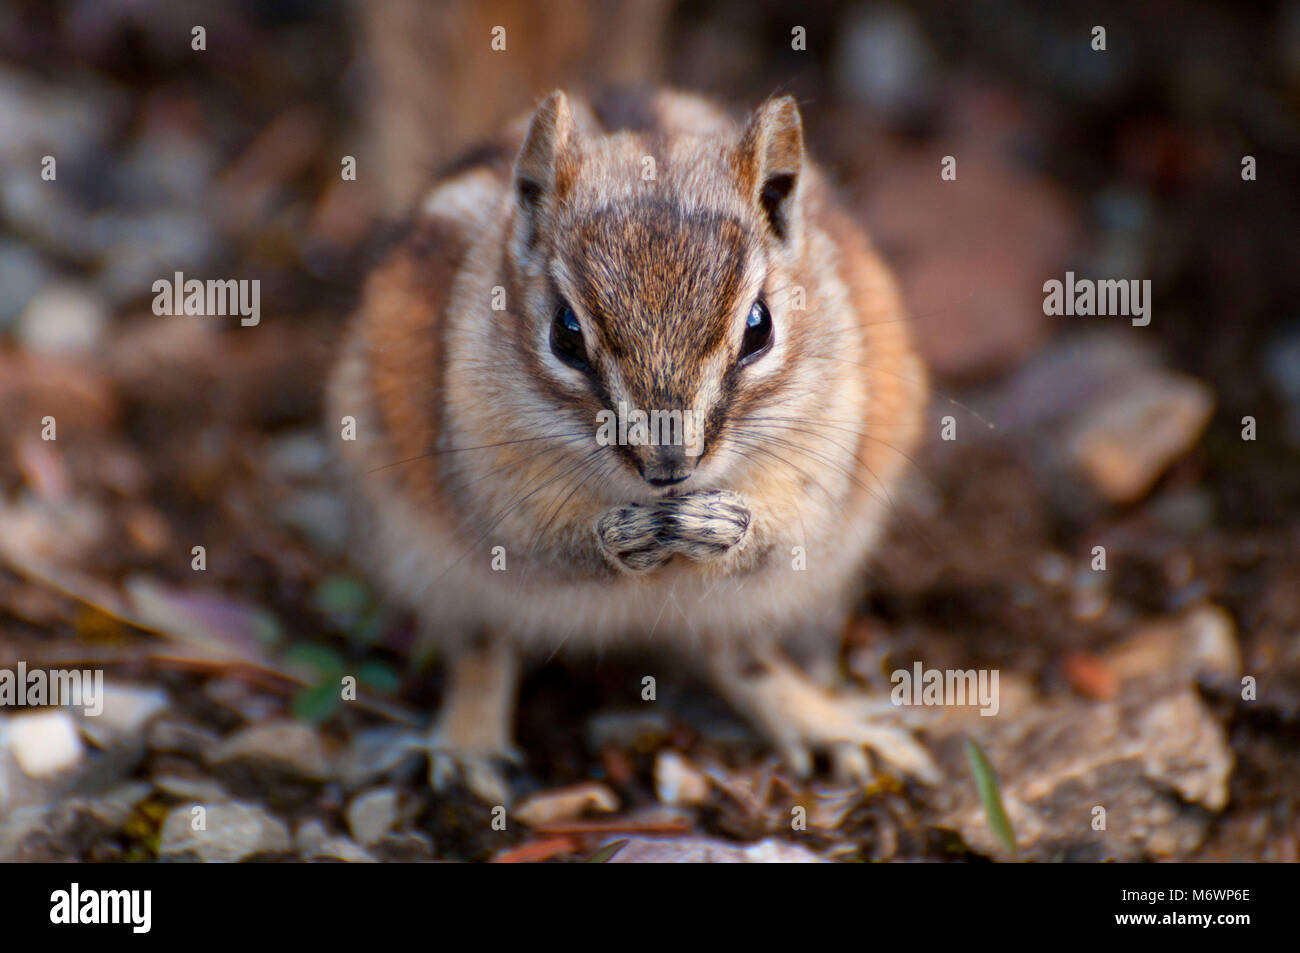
637 444 697 488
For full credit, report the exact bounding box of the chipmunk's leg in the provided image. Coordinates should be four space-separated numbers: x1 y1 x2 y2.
427 640 521 805
709 642 940 785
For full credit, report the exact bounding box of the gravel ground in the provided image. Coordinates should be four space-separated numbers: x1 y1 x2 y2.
0 0 1296 862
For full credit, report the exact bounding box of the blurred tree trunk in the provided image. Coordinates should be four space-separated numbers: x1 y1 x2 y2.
357 0 671 215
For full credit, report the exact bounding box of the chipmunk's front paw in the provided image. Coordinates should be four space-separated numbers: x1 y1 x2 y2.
660 490 751 561
597 491 752 573
596 502 674 573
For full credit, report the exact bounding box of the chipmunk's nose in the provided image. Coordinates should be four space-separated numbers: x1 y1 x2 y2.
639 445 696 487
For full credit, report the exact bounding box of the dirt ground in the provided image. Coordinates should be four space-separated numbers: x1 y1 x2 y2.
0 1 1297 862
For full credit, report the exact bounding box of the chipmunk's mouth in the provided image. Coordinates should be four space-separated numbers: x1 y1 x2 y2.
642 469 691 488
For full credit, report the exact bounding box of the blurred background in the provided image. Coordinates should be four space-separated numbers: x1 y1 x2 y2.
0 0 1297 863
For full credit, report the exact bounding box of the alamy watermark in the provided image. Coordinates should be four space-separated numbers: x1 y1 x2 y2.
0 662 104 716
1043 271 1150 326
50 883 151 933
595 401 705 456
152 271 260 326
891 662 999 716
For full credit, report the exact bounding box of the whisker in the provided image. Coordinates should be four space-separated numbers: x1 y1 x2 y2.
735 415 934 487
725 427 939 555
801 353 997 431
364 432 591 475
519 451 615 586
427 446 607 590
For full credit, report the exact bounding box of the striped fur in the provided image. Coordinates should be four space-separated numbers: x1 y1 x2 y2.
327 88 927 658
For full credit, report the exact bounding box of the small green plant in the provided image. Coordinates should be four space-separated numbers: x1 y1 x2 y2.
283 642 399 723
965 736 1018 860
585 839 629 863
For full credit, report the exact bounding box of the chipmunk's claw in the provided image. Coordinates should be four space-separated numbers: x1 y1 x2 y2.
767 701 941 786
426 732 522 805
712 647 942 786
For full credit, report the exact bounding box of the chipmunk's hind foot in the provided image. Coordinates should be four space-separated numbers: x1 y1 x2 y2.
711 645 941 786
425 642 522 805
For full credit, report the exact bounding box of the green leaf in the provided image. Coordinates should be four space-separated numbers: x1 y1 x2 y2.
292 680 343 724
251 609 285 647
356 662 399 694
282 643 346 680
965 736 1018 860
312 575 371 619
585 839 629 863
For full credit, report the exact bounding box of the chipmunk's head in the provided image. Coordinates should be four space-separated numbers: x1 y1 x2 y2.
507 90 812 494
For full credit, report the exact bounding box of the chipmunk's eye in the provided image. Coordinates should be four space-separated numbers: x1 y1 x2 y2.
551 303 591 372
739 299 773 365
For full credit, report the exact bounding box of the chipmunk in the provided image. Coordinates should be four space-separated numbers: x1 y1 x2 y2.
327 88 938 803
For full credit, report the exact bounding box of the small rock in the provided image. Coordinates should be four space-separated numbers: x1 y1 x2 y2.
1068 370 1215 503
0 240 50 323
207 719 330 781
153 774 229 804
307 836 376 863
79 682 168 748
933 684 1234 860
653 751 711 806
0 782 150 862
1103 604 1241 691
0 66 116 163
989 333 1156 435
336 726 423 788
514 782 619 827
201 677 280 722
159 800 292 862
266 431 330 481
370 830 435 863
293 818 330 854
5 710 83 778
1035 551 1071 587
148 718 221 758
15 283 108 356
96 210 216 305
295 820 375 863
605 836 824 863
0 807 58 861
346 788 400 847
46 781 151 837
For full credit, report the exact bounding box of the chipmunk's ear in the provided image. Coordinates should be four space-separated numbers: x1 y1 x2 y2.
513 90 580 250
737 96 804 244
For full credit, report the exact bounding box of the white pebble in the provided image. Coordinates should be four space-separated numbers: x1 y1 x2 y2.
7 710 84 778
16 283 108 355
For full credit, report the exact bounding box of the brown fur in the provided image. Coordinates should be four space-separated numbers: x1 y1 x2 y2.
327 89 935 792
